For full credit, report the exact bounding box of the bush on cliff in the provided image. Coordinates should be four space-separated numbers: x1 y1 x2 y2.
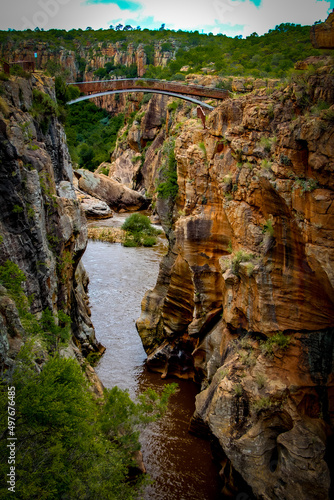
156 139 178 201
30 89 60 134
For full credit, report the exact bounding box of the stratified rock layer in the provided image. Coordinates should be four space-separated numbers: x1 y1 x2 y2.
136 63 334 498
0 74 100 367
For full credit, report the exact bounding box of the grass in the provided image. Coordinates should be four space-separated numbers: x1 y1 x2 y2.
198 142 207 159
255 373 266 389
260 159 273 170
262 219 274 236
252 396 272 412
88 227 125 243
234 384 243 396
231 250 254 276
0 96 10 117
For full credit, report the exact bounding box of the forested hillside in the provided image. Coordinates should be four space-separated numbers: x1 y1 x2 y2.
0 23 325 80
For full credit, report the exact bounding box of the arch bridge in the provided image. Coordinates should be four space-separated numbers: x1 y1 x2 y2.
67 78 229 111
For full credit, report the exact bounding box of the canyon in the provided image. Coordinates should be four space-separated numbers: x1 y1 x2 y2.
0 48 334 499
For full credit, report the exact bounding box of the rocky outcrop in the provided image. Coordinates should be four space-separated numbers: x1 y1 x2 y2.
77 192 113 219
311 11 334 49
0 74 101 368
75 168 148 211
136 62 334 498
0 40 174 82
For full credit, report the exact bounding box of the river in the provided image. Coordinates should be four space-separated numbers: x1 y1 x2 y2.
82 220 222 500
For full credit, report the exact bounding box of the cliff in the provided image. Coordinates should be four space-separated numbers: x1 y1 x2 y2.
0 39 175 81
0 73 102 370
134 61 334 498
311 11 334 49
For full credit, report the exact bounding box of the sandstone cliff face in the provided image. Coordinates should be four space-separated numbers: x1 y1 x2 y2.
0 40 174 82
0 74 100 368
136 63 334 498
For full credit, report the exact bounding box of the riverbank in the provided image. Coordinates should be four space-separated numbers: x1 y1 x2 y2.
88 226 125 243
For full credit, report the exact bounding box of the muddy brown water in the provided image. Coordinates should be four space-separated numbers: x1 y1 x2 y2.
82 219 223 500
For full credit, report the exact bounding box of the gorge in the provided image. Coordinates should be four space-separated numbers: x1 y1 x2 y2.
0 24 334 500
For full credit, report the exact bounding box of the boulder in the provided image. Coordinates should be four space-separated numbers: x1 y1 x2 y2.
75 169 148 212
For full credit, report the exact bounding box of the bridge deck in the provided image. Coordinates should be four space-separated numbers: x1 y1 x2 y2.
69 78 229 101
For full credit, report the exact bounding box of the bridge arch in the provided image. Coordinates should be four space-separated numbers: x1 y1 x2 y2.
68 88 215 110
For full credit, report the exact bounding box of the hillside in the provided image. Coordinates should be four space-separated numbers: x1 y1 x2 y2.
0 23 325 81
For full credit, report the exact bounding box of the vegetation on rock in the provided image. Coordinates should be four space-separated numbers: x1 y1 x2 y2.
64 100 124 170
156 138 178 201
0 23 323 80
0 260 177 499
121 213 161 247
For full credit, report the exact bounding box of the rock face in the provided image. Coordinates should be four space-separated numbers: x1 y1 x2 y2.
136 62 334 498
311 11 334 49
0 40 175 82
75 168 148 211
0 74 100 368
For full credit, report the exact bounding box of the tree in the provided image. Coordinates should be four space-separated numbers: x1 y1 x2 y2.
159 23 165 31
0 346 177 499
116 23 123 31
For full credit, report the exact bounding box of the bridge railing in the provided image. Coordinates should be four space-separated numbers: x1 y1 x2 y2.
69 78 229 100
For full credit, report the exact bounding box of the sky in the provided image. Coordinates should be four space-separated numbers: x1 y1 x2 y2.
2 0 334 37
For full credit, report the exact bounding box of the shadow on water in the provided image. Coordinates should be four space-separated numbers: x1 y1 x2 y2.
82 238 223 499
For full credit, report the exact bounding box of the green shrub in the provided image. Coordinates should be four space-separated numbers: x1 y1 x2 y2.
173 73 186 81
293 177 318 193
142 236 157 247
261 331 291 356
256 373 266 389
262 219 274 236
0 96 9 117
156 138 178 201
0 260 26 298
123 237 139 247
0 345 177 499
231 250 254 275
30 89 59 134
260 159 273 170
10 64 30 79
0 71 9 81
167 100 179 112
121 213 160 247
310 99 330 116
280 154 291 166
12 204 23 213
252 396 272 412
142 93 152 104
234 383 243 396
198 141 207 159
260 135 276 153
322 107 334 122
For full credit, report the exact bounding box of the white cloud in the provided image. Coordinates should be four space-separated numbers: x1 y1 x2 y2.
1 0 332 34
